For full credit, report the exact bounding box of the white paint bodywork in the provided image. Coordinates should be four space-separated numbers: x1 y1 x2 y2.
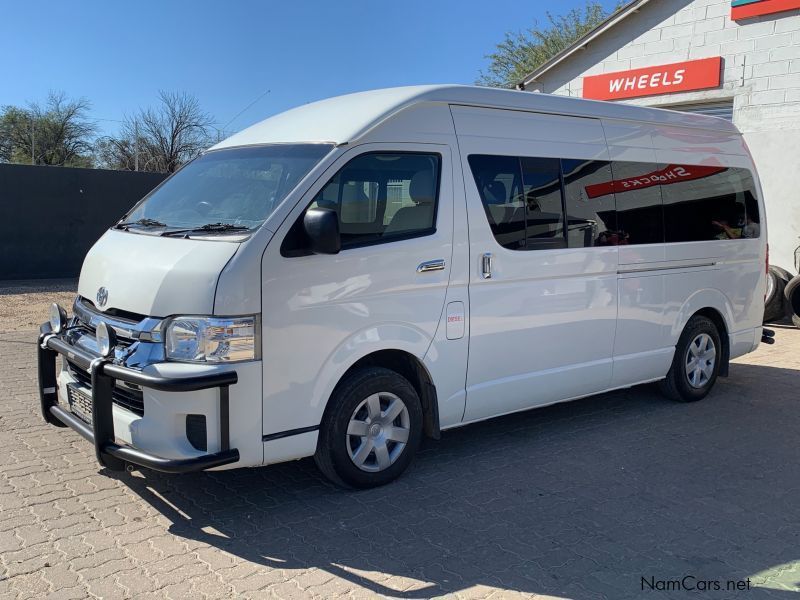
452 106 619 422
258 140 457 458
69 85 766 470
79 229 240 316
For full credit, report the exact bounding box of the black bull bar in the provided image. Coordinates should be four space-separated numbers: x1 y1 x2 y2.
37 322 240 473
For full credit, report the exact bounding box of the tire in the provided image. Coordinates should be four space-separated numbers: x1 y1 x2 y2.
784 275 800 326
771 265 793 282
659 315 722 402
764 266 789 323
314 367 423 489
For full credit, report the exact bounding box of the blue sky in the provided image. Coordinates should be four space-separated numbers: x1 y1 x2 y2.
0 0 617 137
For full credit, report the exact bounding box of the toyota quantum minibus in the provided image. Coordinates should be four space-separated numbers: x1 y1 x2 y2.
38 85 767 488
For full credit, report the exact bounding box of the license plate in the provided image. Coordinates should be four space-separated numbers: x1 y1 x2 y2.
66 384 93 425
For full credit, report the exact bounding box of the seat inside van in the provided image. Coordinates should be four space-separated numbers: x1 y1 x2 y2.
384 171 436 235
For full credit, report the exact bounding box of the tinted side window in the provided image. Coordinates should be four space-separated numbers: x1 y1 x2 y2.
562 159 619 247
661 165 761 242
742 171 761 238
309 152 440 248
521 157 565 249
609 162 664 245
468 155 526 250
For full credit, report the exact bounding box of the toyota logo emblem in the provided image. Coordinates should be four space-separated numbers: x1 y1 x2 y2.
96 287 108 308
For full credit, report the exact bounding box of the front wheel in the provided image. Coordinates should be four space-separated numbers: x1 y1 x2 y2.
659 315 722 402
314 367 423 489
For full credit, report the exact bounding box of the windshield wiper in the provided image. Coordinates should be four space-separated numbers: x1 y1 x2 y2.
160 222 251 237
196 222 250 232
115 218 168 230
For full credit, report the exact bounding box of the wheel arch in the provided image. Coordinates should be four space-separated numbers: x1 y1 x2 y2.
335 350 440 440
312 324 441 440
671 288 735 377
693 307 730 376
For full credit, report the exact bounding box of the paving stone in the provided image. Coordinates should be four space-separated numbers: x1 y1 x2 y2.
1 326 799 599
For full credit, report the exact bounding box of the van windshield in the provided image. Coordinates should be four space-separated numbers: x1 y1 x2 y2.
120 144 333 235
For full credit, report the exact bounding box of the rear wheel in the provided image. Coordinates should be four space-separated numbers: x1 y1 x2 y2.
314 367 423 489
659 315 722 402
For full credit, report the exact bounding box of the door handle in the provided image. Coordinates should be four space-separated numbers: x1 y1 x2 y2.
417 259 446 273
481 253 493 279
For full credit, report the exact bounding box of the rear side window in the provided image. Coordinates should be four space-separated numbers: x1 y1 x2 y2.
609 162 665 245
282 152 440 255
562 159 619 247
469 155 759 249
661 165 761 241
468 155 526 250
469 155 619 249
521 157 565 249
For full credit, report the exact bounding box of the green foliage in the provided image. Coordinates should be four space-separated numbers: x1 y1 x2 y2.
1 90 213 172
478 1 622 89
0 92 96 167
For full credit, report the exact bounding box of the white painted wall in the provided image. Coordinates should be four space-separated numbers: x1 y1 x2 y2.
527 0 800 273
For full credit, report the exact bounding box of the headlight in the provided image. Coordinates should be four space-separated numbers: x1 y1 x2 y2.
164 315 259 363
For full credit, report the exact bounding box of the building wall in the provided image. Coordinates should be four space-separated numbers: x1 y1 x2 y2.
527 0 800 273
0 164 166 280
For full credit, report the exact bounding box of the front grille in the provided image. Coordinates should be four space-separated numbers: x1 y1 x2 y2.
72 297 140 349
70 323 136 349
66 361 145 416
78 296 147 323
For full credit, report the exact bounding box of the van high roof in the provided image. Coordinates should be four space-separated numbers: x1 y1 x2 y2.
213 84 739 149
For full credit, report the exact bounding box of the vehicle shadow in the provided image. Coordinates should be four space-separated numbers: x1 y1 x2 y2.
109 364 800 599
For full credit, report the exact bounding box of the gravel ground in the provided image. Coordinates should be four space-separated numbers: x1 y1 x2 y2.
0 279 77 331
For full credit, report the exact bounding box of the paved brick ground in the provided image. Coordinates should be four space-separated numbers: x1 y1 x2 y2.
1 326 799 599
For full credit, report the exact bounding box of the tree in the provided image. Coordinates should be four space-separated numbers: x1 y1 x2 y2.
0 92 96 167
97 91 214 173
94 136 142 172
478 1 620 89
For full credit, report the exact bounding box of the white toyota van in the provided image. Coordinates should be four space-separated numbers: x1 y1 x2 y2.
38 85 767 488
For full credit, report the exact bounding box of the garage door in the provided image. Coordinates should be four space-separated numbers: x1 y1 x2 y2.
666 100 734 121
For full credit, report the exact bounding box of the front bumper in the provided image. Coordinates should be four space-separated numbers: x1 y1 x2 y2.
38 322 240 473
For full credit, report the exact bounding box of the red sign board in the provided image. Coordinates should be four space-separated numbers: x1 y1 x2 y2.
584 164 727 199
732 0 800 20
582 57 722 101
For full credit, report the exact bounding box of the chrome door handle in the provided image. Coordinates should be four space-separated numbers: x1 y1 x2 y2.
481 252 493 279
417 259 446 273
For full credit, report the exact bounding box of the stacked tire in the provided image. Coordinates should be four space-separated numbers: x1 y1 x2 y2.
785 274 800 327
764 266 792 323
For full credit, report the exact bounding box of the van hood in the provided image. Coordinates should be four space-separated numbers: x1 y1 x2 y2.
78 229 239 317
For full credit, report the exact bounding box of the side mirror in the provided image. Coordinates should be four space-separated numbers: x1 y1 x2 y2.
303 208 341 254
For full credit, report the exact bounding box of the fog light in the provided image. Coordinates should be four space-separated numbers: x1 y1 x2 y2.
96 321 117 358
49 303 67 334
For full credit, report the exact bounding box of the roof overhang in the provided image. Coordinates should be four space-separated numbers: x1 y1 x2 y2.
517 0 653 90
